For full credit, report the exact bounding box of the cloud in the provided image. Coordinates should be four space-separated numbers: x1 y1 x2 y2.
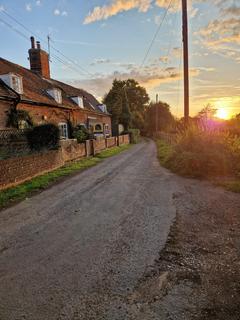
221 5 240 17
0 5 4 11
54 9 61 15
155 0 181 12
25 3 32 12
83 0 196 24
90 58 112 66
197 8 240 63
54 9 68 16
67 64 200 98
196 2 240 63
36 0 41 6
84 0 152 24
54 39 98 46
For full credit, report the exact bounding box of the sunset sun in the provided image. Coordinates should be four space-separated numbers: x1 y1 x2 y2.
216 108 230 120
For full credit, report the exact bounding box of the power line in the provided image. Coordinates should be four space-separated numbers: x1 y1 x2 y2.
0 15 90 77
0 8 92 77
0 17 29 41
141 0 173 67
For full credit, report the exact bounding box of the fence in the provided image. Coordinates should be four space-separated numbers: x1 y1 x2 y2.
154 132 177 145
0 129 30 158
0 134 130 190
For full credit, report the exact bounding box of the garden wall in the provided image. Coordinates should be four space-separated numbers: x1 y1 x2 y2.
60 139 86 162
0 134 130 191
0 150 63 190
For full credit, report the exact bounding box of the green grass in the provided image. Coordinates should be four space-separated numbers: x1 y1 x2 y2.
0 144 131 209
155 139 173 166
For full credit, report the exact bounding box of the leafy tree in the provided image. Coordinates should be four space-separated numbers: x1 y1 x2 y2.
145 101 175 135
103 79 149 134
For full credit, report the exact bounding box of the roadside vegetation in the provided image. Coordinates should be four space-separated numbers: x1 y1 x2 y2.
0 144 131 209
151 104 240 193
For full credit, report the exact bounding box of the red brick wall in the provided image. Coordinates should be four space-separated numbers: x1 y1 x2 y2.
0 150 63 190
118 134 130 145
106 137 117 148
0 135 130 190
18 103 70 125
93 138 106 154
60 139 86 162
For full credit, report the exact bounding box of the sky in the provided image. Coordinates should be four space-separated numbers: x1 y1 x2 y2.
0 0 239 118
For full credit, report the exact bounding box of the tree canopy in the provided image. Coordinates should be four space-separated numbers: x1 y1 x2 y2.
103 79 149 134
145 101 175 135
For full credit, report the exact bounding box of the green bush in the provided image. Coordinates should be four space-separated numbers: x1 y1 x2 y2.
128 128 140 144
26 124 60 151
158 127 235 178
73 125 90 143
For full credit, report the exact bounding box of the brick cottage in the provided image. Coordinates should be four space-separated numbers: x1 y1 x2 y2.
0 37 112 138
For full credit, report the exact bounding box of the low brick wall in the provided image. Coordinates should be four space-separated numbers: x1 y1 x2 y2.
0 150 63 190
106 137 117 148
0 134 130 191
118 134 130 145
93 138 106 155
60 139 86 162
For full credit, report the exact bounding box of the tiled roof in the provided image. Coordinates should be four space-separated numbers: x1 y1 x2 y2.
0 57 107 114
0 79 17 99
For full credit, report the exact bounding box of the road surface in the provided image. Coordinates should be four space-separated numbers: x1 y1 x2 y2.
0 140 177 319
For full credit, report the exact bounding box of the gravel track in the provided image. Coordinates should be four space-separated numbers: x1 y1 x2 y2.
1 139 239 319
0 140 177 319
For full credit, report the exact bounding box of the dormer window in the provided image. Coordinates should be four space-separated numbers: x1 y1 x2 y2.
47 88 62 104
71 96 84 108
0 73 23 94
98 104 107 113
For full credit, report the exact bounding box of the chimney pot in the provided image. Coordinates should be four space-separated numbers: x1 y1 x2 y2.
29 38 50 78
36 41 41 50
30 36 35 49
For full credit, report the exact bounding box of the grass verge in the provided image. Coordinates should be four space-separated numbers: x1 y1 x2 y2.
0 144 131 209
155 139 174 166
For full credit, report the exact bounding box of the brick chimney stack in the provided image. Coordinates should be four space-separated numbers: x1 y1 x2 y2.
28 36 50 79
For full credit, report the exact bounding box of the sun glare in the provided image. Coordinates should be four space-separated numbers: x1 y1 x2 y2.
216 108 229 120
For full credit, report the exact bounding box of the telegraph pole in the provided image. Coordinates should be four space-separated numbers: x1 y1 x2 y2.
182 0 189 123
47 34 51 61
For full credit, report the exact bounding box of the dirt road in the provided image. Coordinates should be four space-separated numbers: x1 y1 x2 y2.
0 140 177 319
1 140 239 320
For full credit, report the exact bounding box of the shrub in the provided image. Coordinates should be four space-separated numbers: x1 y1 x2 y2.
158 127 234 178
72 126 90 143
26 124 60 151
128 128 140 144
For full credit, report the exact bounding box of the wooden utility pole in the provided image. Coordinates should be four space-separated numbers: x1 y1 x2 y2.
182 0 189 123
47 35 51 62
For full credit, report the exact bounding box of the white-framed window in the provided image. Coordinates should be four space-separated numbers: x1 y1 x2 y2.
98 104 107 113
71 96 84 108
11 75 23 94
0 73 23 94
58 122 68 139
47 88 62 104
